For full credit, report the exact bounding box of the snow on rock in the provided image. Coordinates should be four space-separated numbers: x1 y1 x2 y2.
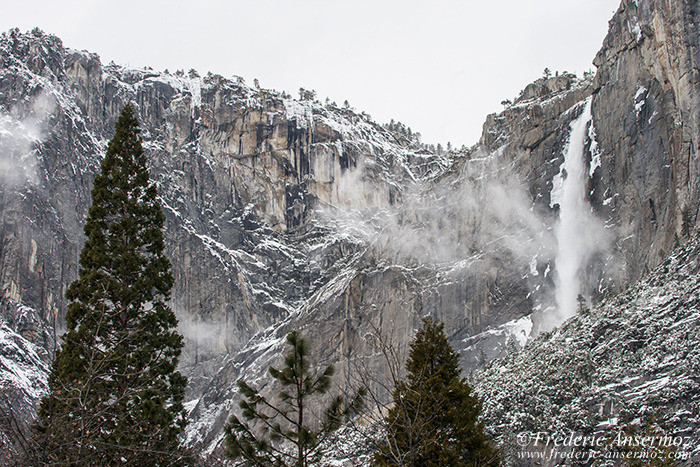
634 86 648 116
283 98 314 128
529 256 539 276
474 234 700 464
500 314 534 348
0 306 51 454
0 323 48 402
459 314 534 369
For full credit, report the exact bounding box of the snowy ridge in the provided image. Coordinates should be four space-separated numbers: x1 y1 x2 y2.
474 234 700 463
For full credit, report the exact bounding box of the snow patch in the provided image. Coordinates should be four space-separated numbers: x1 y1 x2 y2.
463 314 534 349
284 98 313 128
529 256 539 276
627 18 643 43
501 315 534 348
634 86 647 117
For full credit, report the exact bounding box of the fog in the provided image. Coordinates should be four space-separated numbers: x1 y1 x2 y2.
0 92 55 186
321 100 612 338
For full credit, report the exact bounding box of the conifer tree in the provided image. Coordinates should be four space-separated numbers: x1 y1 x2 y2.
33 104 189 465
372 318 499 466
576 293 590 314
224 331 365 466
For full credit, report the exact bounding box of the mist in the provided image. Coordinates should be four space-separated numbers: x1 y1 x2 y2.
0 92 55 186
174 305 229 365
318 147 559 312
319 99 613 339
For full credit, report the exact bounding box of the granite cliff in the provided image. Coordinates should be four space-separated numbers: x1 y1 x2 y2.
0 0 698 461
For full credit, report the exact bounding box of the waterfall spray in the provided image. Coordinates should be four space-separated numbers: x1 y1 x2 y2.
551 98 595 327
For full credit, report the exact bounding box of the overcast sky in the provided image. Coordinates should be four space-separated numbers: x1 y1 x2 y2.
4 0 620 146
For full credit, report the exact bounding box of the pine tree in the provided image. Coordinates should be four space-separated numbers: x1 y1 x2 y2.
372 318 499 466
33 104 189 465
576 293 589 314
224 331 365 466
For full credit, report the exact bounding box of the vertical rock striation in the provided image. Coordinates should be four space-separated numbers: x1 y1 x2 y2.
592 0 700 280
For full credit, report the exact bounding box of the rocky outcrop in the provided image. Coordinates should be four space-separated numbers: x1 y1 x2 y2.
591 0 700 282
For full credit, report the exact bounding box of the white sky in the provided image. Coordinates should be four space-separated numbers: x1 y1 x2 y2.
3 0 620 147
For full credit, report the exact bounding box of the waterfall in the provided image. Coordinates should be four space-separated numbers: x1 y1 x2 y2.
550 98 595 327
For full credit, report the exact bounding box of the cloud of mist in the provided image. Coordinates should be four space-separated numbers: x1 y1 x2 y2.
0 92 55 186
174 305 228 365
318 147 557 290
319 118 614 338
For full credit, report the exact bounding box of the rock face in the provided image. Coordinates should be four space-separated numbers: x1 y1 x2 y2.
0 0 699 460
591 0 700 284
0 28 429 359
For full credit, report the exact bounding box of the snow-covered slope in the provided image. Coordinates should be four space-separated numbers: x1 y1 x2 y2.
0 300 50 457
474 234 700 465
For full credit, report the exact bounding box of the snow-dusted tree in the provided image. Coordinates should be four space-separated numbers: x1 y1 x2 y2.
298 88 316 101
372 318 499 466
576 293 589 314
224 331 365 466
33 104 190 465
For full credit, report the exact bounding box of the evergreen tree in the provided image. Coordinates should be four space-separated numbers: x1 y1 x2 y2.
372 318 499 466
224 331 365 466
576 293 589 314
33 104 189 465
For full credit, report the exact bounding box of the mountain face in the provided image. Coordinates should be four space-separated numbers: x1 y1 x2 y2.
0 0 698 461
591 0 700 282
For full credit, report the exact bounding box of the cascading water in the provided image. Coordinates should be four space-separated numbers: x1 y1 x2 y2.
550 98 597 327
